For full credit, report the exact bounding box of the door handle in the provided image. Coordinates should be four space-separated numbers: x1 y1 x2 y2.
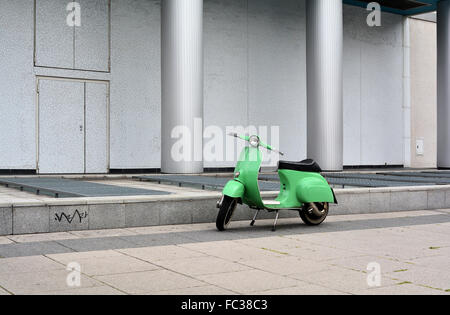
80 125 83 132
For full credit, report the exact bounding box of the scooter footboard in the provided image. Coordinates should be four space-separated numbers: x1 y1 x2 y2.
296 178 335 204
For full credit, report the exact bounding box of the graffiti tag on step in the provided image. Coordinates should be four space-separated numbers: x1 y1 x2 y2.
55 209 88 224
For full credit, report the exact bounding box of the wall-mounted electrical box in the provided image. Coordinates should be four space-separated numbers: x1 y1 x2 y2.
416 138 425 156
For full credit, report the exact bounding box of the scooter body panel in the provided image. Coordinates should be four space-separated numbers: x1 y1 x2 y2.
268 169 335 210
223 180 245 199
293 173 335 204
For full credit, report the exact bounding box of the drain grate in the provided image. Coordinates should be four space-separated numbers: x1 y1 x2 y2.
0 177 171 198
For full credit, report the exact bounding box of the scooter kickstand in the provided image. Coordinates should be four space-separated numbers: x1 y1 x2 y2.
272 211 280 232
250 210 260 226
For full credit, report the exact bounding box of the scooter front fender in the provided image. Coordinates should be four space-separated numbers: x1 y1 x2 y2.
223 180 245 199
296 177 335 204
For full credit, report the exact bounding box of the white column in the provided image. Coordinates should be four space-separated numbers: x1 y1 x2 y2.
306 0 344 171
438 0 450 168
161 0 204 174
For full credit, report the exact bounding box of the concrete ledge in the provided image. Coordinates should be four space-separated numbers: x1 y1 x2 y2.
0 207 12 236
1 185 450 235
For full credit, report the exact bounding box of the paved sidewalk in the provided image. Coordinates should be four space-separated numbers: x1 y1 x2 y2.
0 209 449 295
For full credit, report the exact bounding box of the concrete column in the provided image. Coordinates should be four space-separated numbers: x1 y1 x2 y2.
438 0 450 168
161 0 204 174
306 0 343 171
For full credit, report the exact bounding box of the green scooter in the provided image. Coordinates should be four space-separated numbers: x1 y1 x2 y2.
216 134 338 231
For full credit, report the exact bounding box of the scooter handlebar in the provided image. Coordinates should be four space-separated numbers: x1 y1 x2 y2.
228 133 284 156
260 141 285 156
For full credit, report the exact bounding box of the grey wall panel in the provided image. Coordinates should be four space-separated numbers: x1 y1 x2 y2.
204 0 306 168
85 82 109 173
109 0 161 169
343 5 404 166
360 42 404 165
38 80 85 174
35 0 74 69
75 0 110 71
203 0 248 168
0 0 35 169
248 0 306 166
343 37 362 166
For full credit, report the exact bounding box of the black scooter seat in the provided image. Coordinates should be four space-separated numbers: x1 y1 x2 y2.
278 159 322 173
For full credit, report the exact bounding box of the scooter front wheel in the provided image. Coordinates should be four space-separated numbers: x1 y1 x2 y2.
216 196 238 231
300 202 329 226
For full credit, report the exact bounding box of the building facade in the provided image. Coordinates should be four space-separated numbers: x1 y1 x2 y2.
0 0 446 174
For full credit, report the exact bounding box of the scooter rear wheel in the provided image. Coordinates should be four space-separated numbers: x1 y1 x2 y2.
300 202 329 226
216 196 238 231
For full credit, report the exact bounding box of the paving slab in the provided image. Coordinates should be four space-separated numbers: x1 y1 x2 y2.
30 285 126 295
386 265 450 292
406 222 450 236
68 228 138 239
197 270 299 294
326 255 416 274
409 253 450 271
126 222 217 235
54 237 137 252
239 256 331 276
119 232 193 248
352 283 448 295
0 269 103 295
253 282 347 295
0 256 64 274
48 253 160 277
156 256 251 276
7 232 79 244
148 285 236 295
118 245 207 262
0 241 74 258
46 250 123 262
95 269 205 294
290 266 398 294
180 241 286 262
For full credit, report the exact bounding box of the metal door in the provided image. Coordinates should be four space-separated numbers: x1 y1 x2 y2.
38 79 85 174
85 82 108 173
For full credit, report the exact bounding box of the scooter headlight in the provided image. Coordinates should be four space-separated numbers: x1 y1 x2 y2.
249 136 260 148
